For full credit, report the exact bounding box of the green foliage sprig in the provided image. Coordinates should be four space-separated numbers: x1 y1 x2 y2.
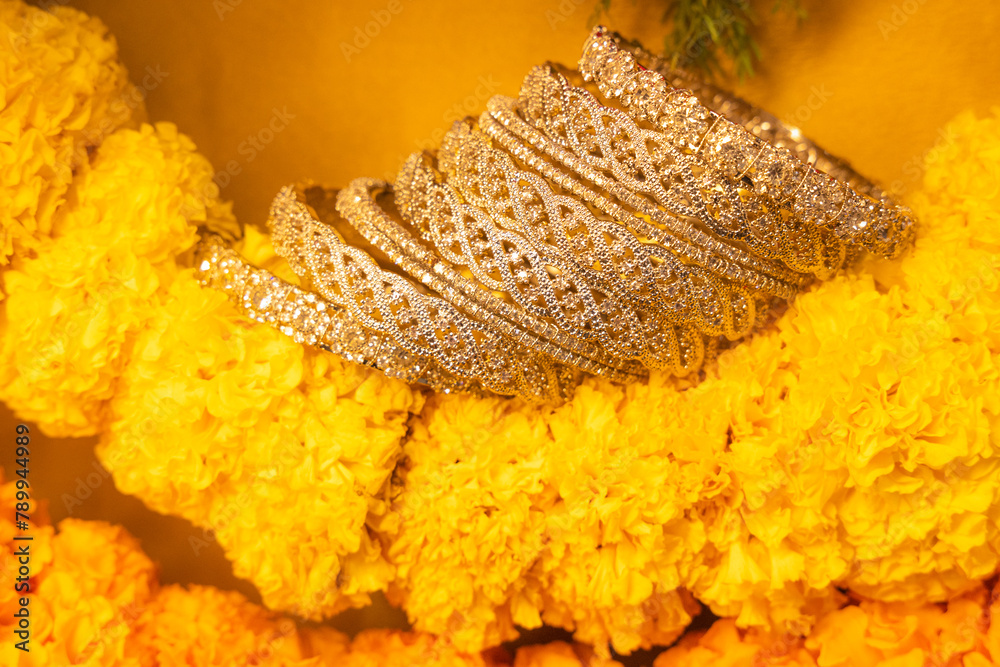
595 0 807 79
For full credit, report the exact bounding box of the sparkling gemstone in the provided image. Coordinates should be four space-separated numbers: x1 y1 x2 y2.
781 162 810 199
752 152 790 197
632 71 666 119
793 188 825 223
599 52 635 96
248 284 271 311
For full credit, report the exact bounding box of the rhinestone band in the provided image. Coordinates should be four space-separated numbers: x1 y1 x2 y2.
395 148 715 374
517 63 848 277
482 98 806 300
423 119 767 345
265 185 583 400
193 234 481 395
331 179 651 381
579 26 916 260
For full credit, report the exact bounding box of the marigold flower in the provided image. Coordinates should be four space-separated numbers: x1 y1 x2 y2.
655 584 998 666
0 122 237 437
0 0 141 263
380 107 1000 652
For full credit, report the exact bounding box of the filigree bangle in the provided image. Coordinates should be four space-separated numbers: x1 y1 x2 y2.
481 99 805 301
395 146 715 373
193 234 481 395
420 119 765 345
264 185 583 400
516 63 848 277
330 179 655 381
579 26 916 260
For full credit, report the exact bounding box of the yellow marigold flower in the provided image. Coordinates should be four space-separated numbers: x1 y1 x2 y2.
0 121 237 437
125 585 317 667
0 0 143 263
0 468 620 667
379 107 1000 653
325 628 501 666
96 227 423 620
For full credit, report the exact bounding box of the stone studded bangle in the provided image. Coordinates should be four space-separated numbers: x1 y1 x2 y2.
193 234 484 396
482 97 806 300
395 143 715 374
517 63 850 277
421 119 768 346
579 26 916 260
330 178 654 381
263 185 585 400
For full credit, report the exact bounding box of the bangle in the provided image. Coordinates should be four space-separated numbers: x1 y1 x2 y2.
481 98 805 300
517 63 848 277
193 234 481 395
579 26 916 260
395 149 664 364
424 119 764 344
330 179 657 381
264 185 582 401
395 145 711 374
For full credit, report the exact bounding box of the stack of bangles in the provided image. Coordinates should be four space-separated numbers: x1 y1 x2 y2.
194 27 916 402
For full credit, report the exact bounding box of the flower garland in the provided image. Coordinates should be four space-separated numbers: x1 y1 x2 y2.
2 0 1000 659
0 470 619 666
5 468 1000 666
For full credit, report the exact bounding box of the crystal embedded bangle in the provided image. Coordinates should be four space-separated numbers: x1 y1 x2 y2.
517 63 850 277
329 179 655 382
264 186 587 401
481 98 806 300
579 26 916 260
422 119 768 346
395 145 714 374
193 234 482 395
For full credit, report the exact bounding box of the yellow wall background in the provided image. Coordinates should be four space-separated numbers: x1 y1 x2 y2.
67 0 1000 226
7 0 1000 640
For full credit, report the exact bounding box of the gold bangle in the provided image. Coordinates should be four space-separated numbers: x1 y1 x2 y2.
426 119 765 345
481 97 806 300
264 185 581 400
579 26 916 260
517 63 848 277
330 179 653 382
193 234 482 395
396 145 714 374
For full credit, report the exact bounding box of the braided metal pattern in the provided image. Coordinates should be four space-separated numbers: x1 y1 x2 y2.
579 26 916 261
519 64 847 276
268 185 577 400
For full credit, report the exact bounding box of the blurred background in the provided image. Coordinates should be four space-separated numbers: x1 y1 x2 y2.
6 0 1000 651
